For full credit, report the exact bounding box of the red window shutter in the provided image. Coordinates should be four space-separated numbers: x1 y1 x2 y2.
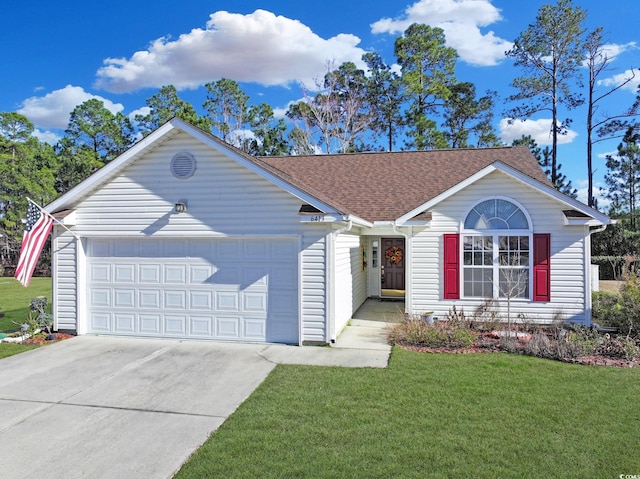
533 234 551 302
443 234 460 299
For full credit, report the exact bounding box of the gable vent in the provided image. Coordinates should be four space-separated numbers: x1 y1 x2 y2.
170 152 196 179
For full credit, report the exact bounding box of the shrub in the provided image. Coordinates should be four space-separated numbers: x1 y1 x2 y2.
596 336 640 361
594 276 640 337
387 319 478 349
525 332 554 358
592 291 624 328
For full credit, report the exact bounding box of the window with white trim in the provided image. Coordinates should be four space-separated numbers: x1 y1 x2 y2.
462 199 531 299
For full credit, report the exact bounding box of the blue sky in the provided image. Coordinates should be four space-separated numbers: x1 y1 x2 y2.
3 0 640 206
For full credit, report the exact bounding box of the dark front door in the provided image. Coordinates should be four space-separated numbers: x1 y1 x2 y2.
381 238 405 290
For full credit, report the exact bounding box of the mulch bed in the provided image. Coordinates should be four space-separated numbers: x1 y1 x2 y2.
23 333 74 346
396 331 640 368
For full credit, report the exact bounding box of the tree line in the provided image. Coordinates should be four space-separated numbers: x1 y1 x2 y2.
1 0 639 273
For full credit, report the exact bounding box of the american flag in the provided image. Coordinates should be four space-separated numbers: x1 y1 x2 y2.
14 201 54 287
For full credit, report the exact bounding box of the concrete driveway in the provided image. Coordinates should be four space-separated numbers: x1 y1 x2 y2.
0 336 278 479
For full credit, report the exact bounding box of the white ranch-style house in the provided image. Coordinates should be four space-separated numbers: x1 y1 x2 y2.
45 118 612 344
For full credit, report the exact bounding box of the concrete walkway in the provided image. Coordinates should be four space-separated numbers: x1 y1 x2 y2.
0 310 392 479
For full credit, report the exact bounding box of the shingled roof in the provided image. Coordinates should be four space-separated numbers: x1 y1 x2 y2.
257 147 551 223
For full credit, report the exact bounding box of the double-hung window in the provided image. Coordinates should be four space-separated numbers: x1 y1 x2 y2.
462 199 531 299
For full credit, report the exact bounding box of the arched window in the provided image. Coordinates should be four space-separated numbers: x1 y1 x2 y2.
462 199 531 299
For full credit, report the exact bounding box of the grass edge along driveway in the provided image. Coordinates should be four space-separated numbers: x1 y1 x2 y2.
176 348 640 479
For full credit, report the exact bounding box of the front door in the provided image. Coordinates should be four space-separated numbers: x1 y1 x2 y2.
381 238 405 291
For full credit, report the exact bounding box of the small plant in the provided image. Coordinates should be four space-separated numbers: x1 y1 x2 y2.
387 318 477 349
470 299 502 331
13 296 54 338
596 335 640 361
445 305 469 328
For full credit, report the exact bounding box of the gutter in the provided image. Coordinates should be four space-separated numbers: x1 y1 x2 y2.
584 224 609 327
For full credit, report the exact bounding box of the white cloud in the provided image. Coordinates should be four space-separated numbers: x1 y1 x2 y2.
499 118 578 146
370 0 512 66
598 42 637 62
597 69 640 93
94 9 367 93
597 150 618 159
128 106 151 121
17 85 124 130
574 179 611 209
32 129 61 145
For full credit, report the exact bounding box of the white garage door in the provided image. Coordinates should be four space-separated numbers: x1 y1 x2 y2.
87 238 298 343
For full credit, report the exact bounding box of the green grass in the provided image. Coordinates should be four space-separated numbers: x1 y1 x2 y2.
0 342 40 359
176 349 640 478
0 277 52 332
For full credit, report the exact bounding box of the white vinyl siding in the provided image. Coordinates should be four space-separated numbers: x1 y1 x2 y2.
52 229 77 331
334 233 368 337
411 170 589 324
70 132 305 237
301 231 328 343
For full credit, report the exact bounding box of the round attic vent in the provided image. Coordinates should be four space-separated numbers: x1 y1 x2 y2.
170 152 196 179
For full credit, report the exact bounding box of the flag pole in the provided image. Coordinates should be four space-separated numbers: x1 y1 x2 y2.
27 198 80 240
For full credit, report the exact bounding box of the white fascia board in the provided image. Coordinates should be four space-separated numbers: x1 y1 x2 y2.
395 161 612 226
492 162 613 226
45 121 178 213
396 164 499 223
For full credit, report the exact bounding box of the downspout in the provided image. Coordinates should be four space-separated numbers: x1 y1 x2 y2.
585 224 608 327
392 222 410 316
327 219 353 343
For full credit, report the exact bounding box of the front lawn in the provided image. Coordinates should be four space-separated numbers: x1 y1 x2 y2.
177 349 640 478
0 277 52 332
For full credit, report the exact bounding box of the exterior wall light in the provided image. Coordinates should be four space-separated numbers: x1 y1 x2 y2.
174 202 187 214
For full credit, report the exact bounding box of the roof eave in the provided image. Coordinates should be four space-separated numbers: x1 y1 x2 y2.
396 161 613 226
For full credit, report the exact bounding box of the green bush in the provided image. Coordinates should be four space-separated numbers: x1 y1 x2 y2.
593 276 640 337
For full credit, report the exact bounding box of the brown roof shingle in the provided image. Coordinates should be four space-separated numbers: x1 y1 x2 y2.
258 147 550 222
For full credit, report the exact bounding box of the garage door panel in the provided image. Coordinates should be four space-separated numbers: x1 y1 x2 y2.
270 265 297 289
90 264 111 282
244 240 268 259
114 289 135 308
115 241 136 257
216 291 239 311
139 289 161 308
189 240 212 259
190 291 213 310
165 290 187 309
242 292 267 313
91 312 111 332
88 238 298 343
138 239 163 257
190 316 213 336
164 241 186 257
90 239 112 257
217 316 240 337
190 265 212 283
114 264 135 282
140 314 161 334
165 315 186 335
91 289 111 307
139 264 161 283
244 318 266 338
115 313 135 333
164 265 186 283
213 265 241 284
216 241 240 260
270 240 297 258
